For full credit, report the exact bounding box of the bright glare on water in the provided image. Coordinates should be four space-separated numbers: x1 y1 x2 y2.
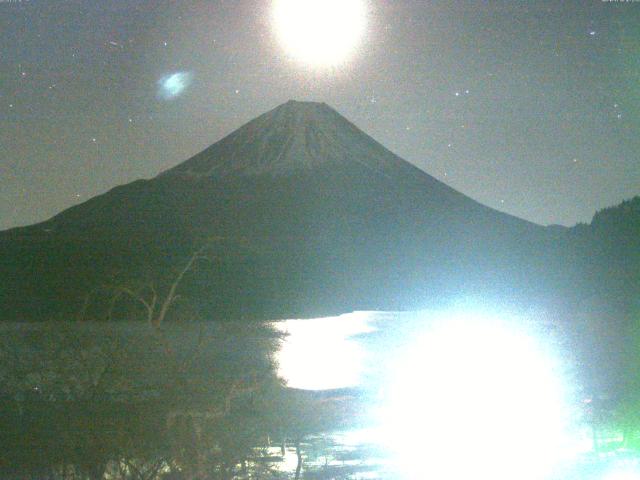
274 307 587 480
376 310 578 480
274 312 375 390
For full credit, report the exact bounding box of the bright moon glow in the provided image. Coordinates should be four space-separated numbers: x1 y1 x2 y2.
275 312 374 390
272 0 366 67
377 311 576 480
157 72 193 100
605 472 640 480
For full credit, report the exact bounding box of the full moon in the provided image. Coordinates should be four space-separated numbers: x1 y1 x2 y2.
272 0 366 68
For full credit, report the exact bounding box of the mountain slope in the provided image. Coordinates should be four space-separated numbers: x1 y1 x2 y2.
0 101 581 321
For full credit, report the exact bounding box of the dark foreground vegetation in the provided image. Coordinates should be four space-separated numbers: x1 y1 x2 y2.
0 321 362 480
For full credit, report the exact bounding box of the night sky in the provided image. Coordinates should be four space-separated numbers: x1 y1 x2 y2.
2 0 639 230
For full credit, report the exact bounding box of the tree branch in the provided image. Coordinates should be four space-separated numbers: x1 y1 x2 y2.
153 245 208 328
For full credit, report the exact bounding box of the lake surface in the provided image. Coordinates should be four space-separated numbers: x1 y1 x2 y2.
1 309 636 479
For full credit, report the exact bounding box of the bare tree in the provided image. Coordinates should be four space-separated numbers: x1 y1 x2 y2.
113 244 210 329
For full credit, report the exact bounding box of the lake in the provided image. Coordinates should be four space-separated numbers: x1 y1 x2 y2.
0 308 636 479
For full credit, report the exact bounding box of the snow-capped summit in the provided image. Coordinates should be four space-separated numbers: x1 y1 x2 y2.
164 100 419 179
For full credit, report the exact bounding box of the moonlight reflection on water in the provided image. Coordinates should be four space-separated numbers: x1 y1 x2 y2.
274 308 585 480
274 312 376 390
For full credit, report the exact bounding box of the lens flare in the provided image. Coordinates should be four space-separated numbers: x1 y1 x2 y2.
157 71 193 100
